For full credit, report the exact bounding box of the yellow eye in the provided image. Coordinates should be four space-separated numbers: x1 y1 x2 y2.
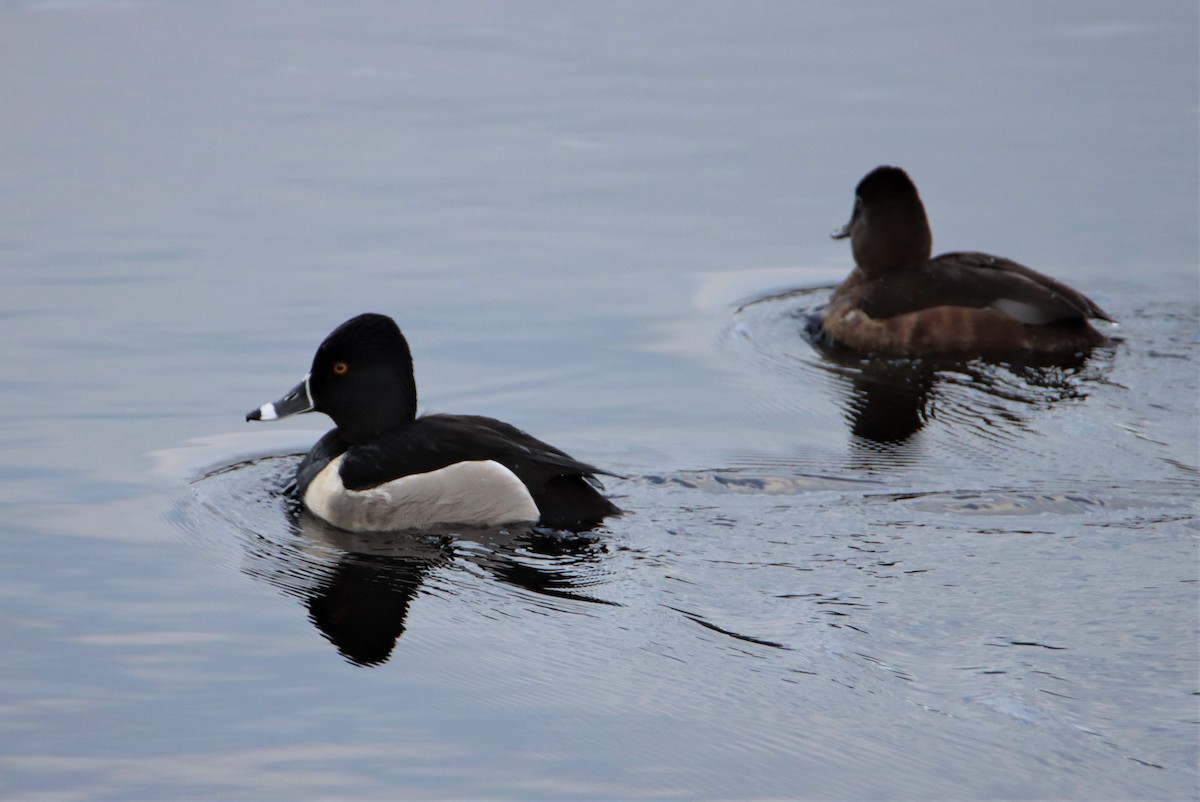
332 361 349 375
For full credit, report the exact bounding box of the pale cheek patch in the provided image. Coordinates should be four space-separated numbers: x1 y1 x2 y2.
305 456 540 532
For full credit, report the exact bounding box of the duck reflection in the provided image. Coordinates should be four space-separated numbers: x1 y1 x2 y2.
836 360 937 445
805 313 1111 448
241 509 612 667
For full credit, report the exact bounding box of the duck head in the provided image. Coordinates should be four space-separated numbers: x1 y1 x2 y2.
833 166 934 274
247 313 419 444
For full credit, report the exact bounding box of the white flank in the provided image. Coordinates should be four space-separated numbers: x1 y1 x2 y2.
305 456 540 531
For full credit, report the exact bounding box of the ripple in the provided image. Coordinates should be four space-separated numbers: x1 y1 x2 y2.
171 453 618 667
902 490 1120 516
724 285 1130 484
637 467 877 495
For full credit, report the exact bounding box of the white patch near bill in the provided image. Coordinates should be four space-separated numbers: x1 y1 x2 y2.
256 402 278 421
305 455 540 531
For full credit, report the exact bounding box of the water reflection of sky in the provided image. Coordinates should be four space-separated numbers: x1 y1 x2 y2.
1 1 1196 799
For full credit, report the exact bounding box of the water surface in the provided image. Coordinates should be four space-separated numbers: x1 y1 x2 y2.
1 2 1197 799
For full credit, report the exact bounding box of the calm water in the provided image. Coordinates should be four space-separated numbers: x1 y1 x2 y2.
2 2 1197 799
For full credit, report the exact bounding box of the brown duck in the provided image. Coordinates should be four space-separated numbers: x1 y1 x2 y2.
823 166 1112 358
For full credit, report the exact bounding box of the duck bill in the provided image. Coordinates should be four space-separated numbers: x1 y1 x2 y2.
246 375 314 422
831 220 852 239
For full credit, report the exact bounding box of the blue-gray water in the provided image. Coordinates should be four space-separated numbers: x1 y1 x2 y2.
2 2 1197 799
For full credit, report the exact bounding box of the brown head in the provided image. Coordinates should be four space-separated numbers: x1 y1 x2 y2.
833 166 934 275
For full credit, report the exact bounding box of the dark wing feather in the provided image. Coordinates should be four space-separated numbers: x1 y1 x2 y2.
338 413 614 492
858 252 1112 323
338 413 620 531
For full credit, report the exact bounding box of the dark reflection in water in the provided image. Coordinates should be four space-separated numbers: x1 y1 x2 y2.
735 287 1115 452
190 456 614 667
828 358 937 445
280 526 445 667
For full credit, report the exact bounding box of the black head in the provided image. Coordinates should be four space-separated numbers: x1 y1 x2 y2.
307 313 419 443
248 313 419 442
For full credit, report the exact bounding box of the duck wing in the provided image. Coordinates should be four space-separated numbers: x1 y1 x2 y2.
858 252 1113 324
338 413 614 493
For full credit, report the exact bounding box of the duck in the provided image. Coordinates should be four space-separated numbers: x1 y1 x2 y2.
819 165 1113 358
246 313 620 533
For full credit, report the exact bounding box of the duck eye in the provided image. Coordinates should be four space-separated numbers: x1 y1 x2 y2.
332 361 349 375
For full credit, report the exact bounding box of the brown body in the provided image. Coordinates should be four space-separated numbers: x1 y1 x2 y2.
823 167 1112 358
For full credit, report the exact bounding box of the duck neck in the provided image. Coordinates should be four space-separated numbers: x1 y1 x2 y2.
854 202 933 275
339 371 418 445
